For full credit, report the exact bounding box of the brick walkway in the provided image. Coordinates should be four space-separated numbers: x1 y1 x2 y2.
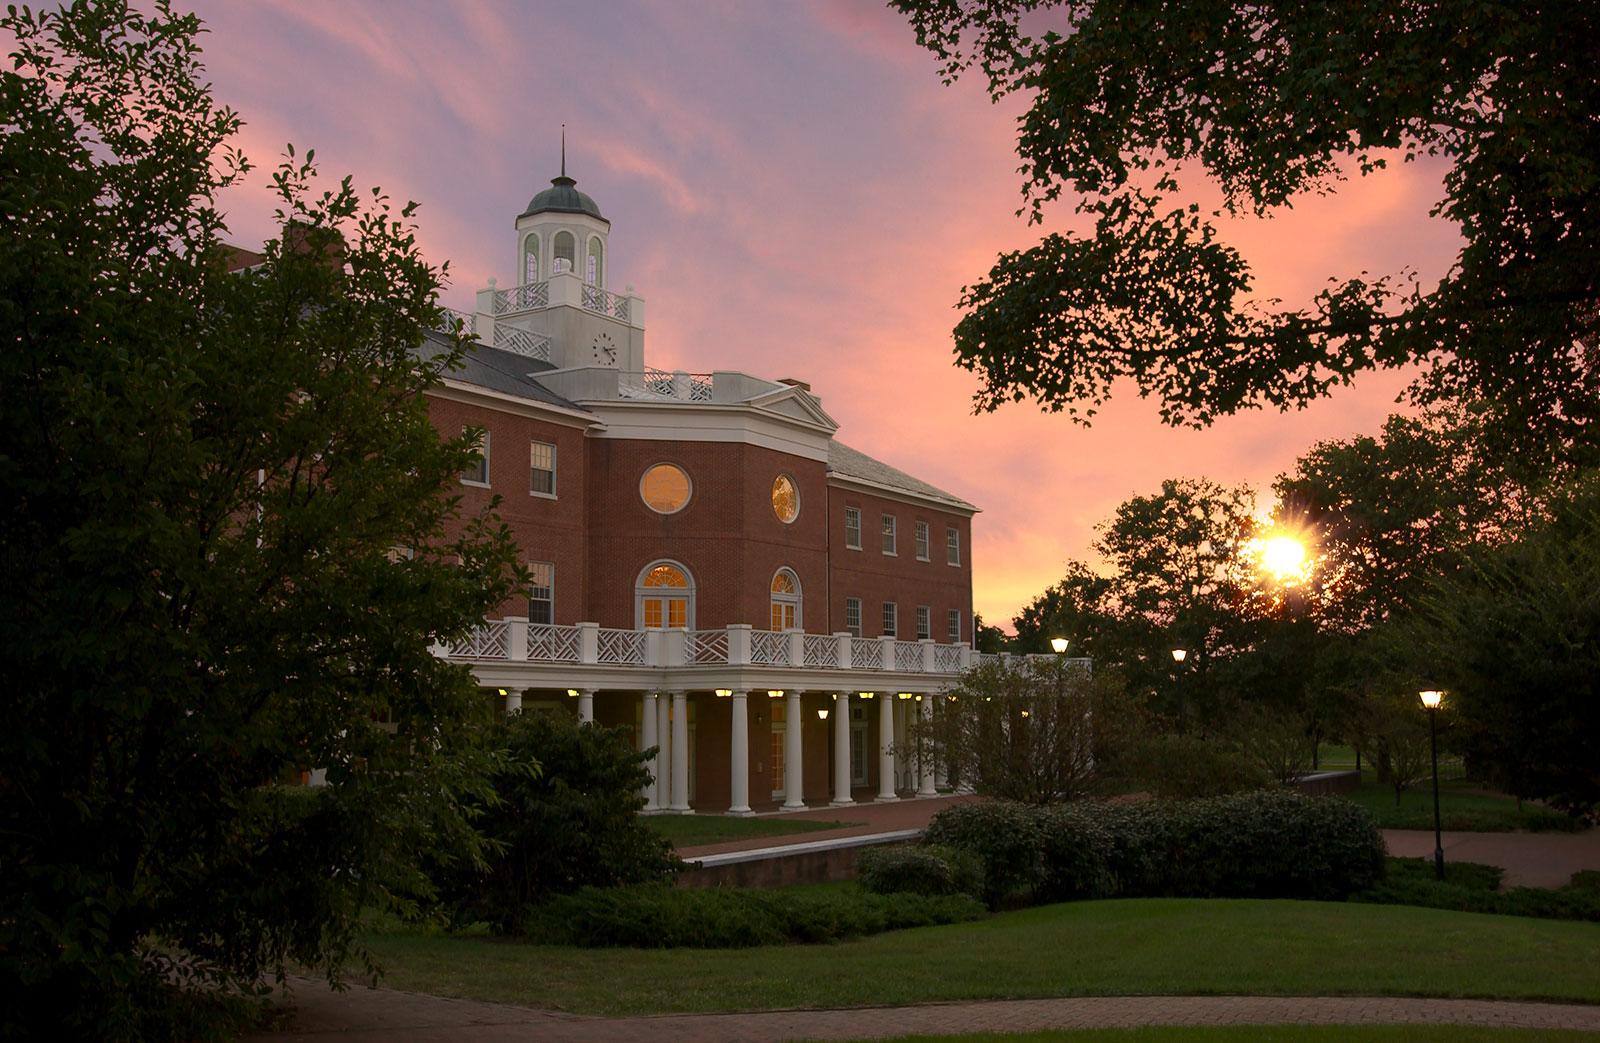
1382 828 1600 888
251 982 1600 1042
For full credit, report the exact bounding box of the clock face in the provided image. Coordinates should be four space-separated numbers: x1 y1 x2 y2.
591 332 617 366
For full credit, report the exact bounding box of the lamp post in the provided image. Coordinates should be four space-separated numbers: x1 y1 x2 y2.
1170 647 1188 730
1419 689 1446 880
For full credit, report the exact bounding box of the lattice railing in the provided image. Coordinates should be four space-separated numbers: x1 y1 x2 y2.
689 629 729 665
527 624 580 662
597 627 646 665
894 641 925 673
449 620 509 659
495 325 552 361
581 283 631 321
493 281 549 314
933 644 966 674
749 629 789 666
434 307 476 336
802 633 839 669
687 373 713 402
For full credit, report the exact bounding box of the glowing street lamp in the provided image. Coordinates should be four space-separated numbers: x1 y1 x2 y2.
1419 689 1446 880
1050 636 1069 654
1170 648 1188 663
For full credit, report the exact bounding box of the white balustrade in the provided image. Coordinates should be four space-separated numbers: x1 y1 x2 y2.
527 624 581 662
596 627 646 665
749 629 788 666
893 640 925 673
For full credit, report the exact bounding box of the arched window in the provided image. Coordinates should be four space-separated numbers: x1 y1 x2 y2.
522 234 539 284
770 567 801 631
553 231 576 274
586 236 604 287
636 560 694 630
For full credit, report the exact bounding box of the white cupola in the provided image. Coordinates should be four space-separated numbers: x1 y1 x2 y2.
514 132 610 290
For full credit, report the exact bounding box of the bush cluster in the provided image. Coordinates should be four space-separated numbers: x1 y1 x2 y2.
517 884 985 947
433 712 680 931
857 844 985 899
1356 858 1600 923
923 791 1386 908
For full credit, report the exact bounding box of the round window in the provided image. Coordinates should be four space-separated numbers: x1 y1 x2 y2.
641 463 691 514
771 474 799 523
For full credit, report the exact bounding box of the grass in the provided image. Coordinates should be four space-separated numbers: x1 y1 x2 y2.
643 813 859 847
1345 776 1580 832
362 898 1600 1016
870 1030 1600 1043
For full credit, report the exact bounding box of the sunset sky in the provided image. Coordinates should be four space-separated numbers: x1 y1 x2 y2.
191 0 1464 628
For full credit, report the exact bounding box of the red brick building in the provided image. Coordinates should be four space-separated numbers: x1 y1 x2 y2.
432 164 979 814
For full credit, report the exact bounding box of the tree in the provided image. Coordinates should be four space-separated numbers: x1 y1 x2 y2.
893 1 1600 461
1412 477 1600 817
1010 560 1115 656
0 3 521 1036
917 657 1135 803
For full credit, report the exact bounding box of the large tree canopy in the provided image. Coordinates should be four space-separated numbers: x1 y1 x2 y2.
0 2 520 1035
893 0 1599 457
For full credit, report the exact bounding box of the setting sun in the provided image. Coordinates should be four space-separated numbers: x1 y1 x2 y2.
1259 534 1309 583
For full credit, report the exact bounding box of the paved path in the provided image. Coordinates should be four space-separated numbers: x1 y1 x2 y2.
251 981 1600 1042
1382 828 1600 888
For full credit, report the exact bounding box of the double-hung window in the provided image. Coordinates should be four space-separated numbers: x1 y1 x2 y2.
528 561 554 625
881 601 897 637
946 526 961 566
529 440 556 497
947 608 961 643
461 427 490 486
845 597 862 637
844 507 862 550
881 514 897 555
915 521 930 561
915 605 931 640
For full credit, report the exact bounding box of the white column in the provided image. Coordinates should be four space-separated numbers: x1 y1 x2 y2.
728 690 751 815
640 692 659 812
577 688 595 724
504 688 523 714
669 690 691 813
918 695 938 796
655 690 671 810
784 690 806 809
877 694 898 801
830 693 853 806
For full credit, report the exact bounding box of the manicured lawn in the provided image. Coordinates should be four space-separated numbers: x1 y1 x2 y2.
871 1030 1600 1043
643 813 858 847
1347 777 1580 832
362 898 1600 1016
873 1030 1600 1043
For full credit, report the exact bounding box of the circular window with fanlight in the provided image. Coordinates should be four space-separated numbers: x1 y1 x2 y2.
771 474 799 523
640 463 692 514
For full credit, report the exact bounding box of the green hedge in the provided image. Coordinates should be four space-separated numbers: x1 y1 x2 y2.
923 792 1385 908
517 884 985 947
857 844 985 899
1357 857 1600 922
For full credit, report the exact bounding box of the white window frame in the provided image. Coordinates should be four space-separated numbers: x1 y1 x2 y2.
770 567 802 631
948 608 961 643
844 506 862 550
528 560 554 625
461 427 490 487
881 513 897 556
634 559 696 630
916 605 931 640
845 597 862 637
881 600 897 638
947 526 961 566
529 439 557 498
915 520 930 561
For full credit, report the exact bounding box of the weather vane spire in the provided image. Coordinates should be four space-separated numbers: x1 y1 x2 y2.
560 124 566 178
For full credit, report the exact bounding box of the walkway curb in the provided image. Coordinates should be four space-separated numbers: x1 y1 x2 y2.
252 986 1600 1042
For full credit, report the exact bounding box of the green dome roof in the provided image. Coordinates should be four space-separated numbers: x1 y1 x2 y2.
521 174 607 223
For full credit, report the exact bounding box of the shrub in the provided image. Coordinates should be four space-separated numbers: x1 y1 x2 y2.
435 713 679 931
921 800 1044 906
857 844 984 899
924 791 1386 907
517 884 985 948
1357 858 1600 923
1138 733 1272 799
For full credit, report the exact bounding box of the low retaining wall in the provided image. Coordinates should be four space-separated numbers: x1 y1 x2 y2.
677 829 921 889
1295 770 1361 796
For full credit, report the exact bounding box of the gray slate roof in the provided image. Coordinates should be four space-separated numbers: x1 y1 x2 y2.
828 441 978 513
421 330 590 413
521 174 607 223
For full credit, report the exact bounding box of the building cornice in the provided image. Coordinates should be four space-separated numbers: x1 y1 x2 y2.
826 471 980 517
432 379 602 430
